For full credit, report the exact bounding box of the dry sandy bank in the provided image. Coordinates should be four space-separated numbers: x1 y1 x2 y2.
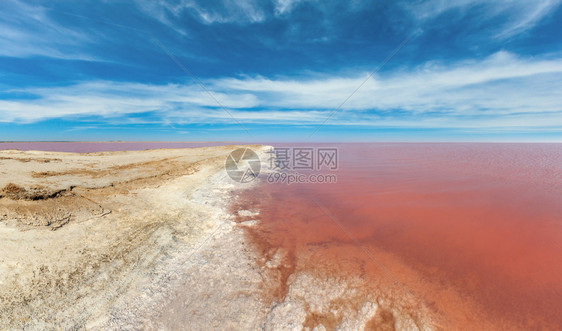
0 145 270 329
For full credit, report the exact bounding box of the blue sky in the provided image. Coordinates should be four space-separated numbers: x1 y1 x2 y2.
1 0 562 142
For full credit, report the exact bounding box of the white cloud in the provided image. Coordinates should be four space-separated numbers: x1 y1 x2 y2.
0 0 94 59
407 0 561 39
0 81 259 122
137 0 267 25
136 0 561 40
211 51 562 116
495 0 560 38
273 0 304 15
1 52 562 130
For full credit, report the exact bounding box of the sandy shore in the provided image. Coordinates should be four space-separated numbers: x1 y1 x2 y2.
0 145 433 330
0 145 273 329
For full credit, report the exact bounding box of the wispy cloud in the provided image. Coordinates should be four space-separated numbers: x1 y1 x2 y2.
136 0 267 25
0 0 94 59
212 51 562 116
407 0 561 39
2 52 561 131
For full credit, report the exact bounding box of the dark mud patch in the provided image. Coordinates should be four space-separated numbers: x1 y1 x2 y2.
0 189 108 230
0 183 66 201
365 307 396 331
0 156 62 163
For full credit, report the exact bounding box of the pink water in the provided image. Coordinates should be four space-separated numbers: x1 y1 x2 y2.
237 143 562 330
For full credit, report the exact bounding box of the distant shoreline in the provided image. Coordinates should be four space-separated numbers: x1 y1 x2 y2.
0 141 242 143
1 141 560 144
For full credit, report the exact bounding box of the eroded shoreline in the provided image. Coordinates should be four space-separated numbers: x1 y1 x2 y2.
232 188 436 331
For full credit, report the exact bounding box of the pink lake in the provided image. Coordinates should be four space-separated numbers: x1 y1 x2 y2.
237 143 562 330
